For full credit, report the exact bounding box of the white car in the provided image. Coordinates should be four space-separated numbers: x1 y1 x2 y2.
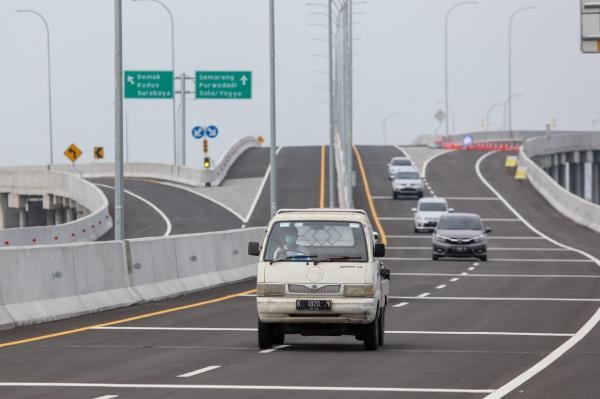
248 209 390 351
388 156 413 179
412 197 453 233
392 166 424 199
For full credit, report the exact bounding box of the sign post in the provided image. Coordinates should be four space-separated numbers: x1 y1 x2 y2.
195 71 252 99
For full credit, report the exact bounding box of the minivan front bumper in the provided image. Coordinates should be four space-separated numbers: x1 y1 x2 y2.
257 297 377 324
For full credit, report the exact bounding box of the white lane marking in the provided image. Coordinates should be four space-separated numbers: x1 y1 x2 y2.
244 146 284 223
95 183 172 236
92 396 119 399
384 331 574 337
379 217 414 221
392 273 600 279
380 217 520 222
372 196 393 200
435 284 447 289
92 327 257 332
444 197 501 201
385 257 593 262
473 262 480 266
240 294 257 297
468 267 475 271
387 247 569 251
420 148 452 178
484 308 600 399
387 235 544 240
461 272 469 276
417 292 430 298
0 382 495 394
177 365 221 378
391 296 600 302
393 302 409 308
259 344 290 354
450 277 460 282
475 151 600 397
158 181 245 222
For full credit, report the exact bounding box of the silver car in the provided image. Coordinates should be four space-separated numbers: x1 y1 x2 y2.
432 213 491 261
392 167 424 199
412 197 453 233
388 157 413 180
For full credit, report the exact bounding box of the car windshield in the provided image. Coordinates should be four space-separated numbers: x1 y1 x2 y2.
438 216 482 230
395 171 420 180
392 159 411 166
419 202 447 212
263 221 368 262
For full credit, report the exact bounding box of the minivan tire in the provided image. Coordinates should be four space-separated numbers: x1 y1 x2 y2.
377 308 385 346
364 312 379 350
480 255 488 262
258 320 274 349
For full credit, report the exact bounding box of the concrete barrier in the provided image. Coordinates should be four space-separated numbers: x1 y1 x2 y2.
519 133 600 234
0 170 112 246
8 136 262 188
0 241 136 327
0 226 265 328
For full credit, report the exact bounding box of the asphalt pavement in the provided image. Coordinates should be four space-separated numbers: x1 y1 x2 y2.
1 147 598 398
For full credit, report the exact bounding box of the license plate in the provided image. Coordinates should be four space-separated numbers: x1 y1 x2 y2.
296 300 332 311
453 246 467 252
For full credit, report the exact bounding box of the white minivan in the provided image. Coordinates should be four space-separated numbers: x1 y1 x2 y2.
248 209 390 350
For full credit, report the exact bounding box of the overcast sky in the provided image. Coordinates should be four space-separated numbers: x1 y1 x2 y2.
1 0 599 167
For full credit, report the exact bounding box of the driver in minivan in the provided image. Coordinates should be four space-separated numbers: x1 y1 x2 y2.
273 226 307 260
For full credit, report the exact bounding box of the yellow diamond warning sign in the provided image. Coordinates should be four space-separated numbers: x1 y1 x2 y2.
64 144 83 163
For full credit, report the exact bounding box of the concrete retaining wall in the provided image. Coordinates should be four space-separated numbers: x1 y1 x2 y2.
0 170 112 247
0 227 265 329
519 133 600 234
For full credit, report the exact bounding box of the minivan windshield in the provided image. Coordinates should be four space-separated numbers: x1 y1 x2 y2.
263 221 368 262
419 202 447 212
438 215 482 230
395 171 419 180
392 159 411 166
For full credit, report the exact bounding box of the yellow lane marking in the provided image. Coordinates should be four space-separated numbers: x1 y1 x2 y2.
320 145 326 208
352 146 388 245
0 289 256 349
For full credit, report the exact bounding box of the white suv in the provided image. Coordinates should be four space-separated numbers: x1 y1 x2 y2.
248 209 390 351
412 197 453 233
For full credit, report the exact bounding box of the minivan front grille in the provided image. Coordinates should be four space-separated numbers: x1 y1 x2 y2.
288 284 342 294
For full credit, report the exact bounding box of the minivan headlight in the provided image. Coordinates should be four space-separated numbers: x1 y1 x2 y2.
256 283 285 297
344 284 375 298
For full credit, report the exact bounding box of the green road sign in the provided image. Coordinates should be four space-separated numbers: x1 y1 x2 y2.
124 71 173 99
196 71 251 99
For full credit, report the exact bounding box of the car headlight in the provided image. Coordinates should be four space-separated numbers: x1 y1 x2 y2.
434 233 448 242
257 283 285 297
473 235 486 243
344 284 375 298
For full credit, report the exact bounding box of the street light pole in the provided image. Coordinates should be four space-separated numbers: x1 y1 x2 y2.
508 6 536 135
114 0 125 241
269 0 278 217
328 0 336 208
444 1 477 137
132 0 178 165
17 9 54 165
382 112 403 145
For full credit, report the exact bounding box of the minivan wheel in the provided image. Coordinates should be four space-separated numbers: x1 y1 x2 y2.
364 313 379 350
377 308 386 346
480 255 488 262
258 320 274 349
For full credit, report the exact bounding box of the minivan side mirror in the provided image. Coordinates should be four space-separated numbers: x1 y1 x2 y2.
411 208 417 212
448 208 455 213
248 241 261 256
373 231 380 242
485 227 492 234
374 243 386 258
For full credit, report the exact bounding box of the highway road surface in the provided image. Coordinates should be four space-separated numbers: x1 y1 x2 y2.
0 146 599 398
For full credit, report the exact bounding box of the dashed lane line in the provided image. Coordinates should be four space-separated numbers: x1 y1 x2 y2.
177 365 221 378
384 331 574 337
435 284 447 289
259 344 290 354
392 273 600 279
93 327 257 332
393 302 409 308
0 382 495 394
417 292 430 298
92 396 119 399
450 278 460 282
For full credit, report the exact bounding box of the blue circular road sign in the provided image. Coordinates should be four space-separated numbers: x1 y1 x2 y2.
463 134 473 147
206 125 219 139
191 126 205 139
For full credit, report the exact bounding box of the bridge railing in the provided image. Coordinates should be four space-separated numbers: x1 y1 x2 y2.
0 227 264 329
